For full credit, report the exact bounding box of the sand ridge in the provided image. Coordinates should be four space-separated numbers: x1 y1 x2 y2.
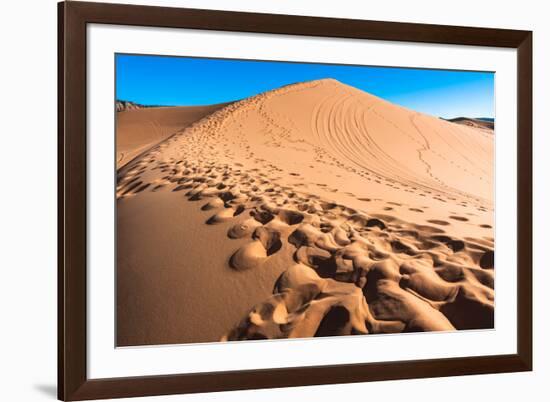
116 78 494 345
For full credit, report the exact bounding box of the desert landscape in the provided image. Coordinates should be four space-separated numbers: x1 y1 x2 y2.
116 77 494 346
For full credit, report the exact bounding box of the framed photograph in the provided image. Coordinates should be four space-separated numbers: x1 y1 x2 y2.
58 1 532 400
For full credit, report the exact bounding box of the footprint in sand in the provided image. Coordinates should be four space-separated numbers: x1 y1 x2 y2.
229 227 283 271
409 208 424 213
426 219 450 226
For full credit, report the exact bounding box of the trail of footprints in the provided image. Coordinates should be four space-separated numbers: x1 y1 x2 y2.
117 149 495 341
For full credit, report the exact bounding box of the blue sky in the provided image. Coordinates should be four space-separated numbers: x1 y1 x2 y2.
116 54 494 119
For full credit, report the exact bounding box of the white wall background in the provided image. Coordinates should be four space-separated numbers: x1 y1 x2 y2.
0 0 545 401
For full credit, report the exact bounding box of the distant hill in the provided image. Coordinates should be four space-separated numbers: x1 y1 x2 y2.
116 100 145 112
116 100 177 112
446 117 494 130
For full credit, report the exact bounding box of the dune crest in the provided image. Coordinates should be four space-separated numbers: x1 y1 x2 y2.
116 78 494 346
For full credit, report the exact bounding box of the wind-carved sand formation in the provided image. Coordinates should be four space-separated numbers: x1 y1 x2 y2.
116 78 494 346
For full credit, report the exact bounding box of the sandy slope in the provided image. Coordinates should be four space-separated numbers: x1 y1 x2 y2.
116 103 228 168
116 79 494 346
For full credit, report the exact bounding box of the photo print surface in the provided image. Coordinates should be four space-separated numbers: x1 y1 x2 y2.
115 54 495 347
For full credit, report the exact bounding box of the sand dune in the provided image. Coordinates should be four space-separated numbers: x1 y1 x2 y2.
116 100 145 112
116 79 494 346
116 103 228 168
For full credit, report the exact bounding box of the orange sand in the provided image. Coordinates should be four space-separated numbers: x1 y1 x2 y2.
116 103 228 168
116 79 494 346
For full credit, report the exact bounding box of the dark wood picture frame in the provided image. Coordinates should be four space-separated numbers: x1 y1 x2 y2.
58 1 532 400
